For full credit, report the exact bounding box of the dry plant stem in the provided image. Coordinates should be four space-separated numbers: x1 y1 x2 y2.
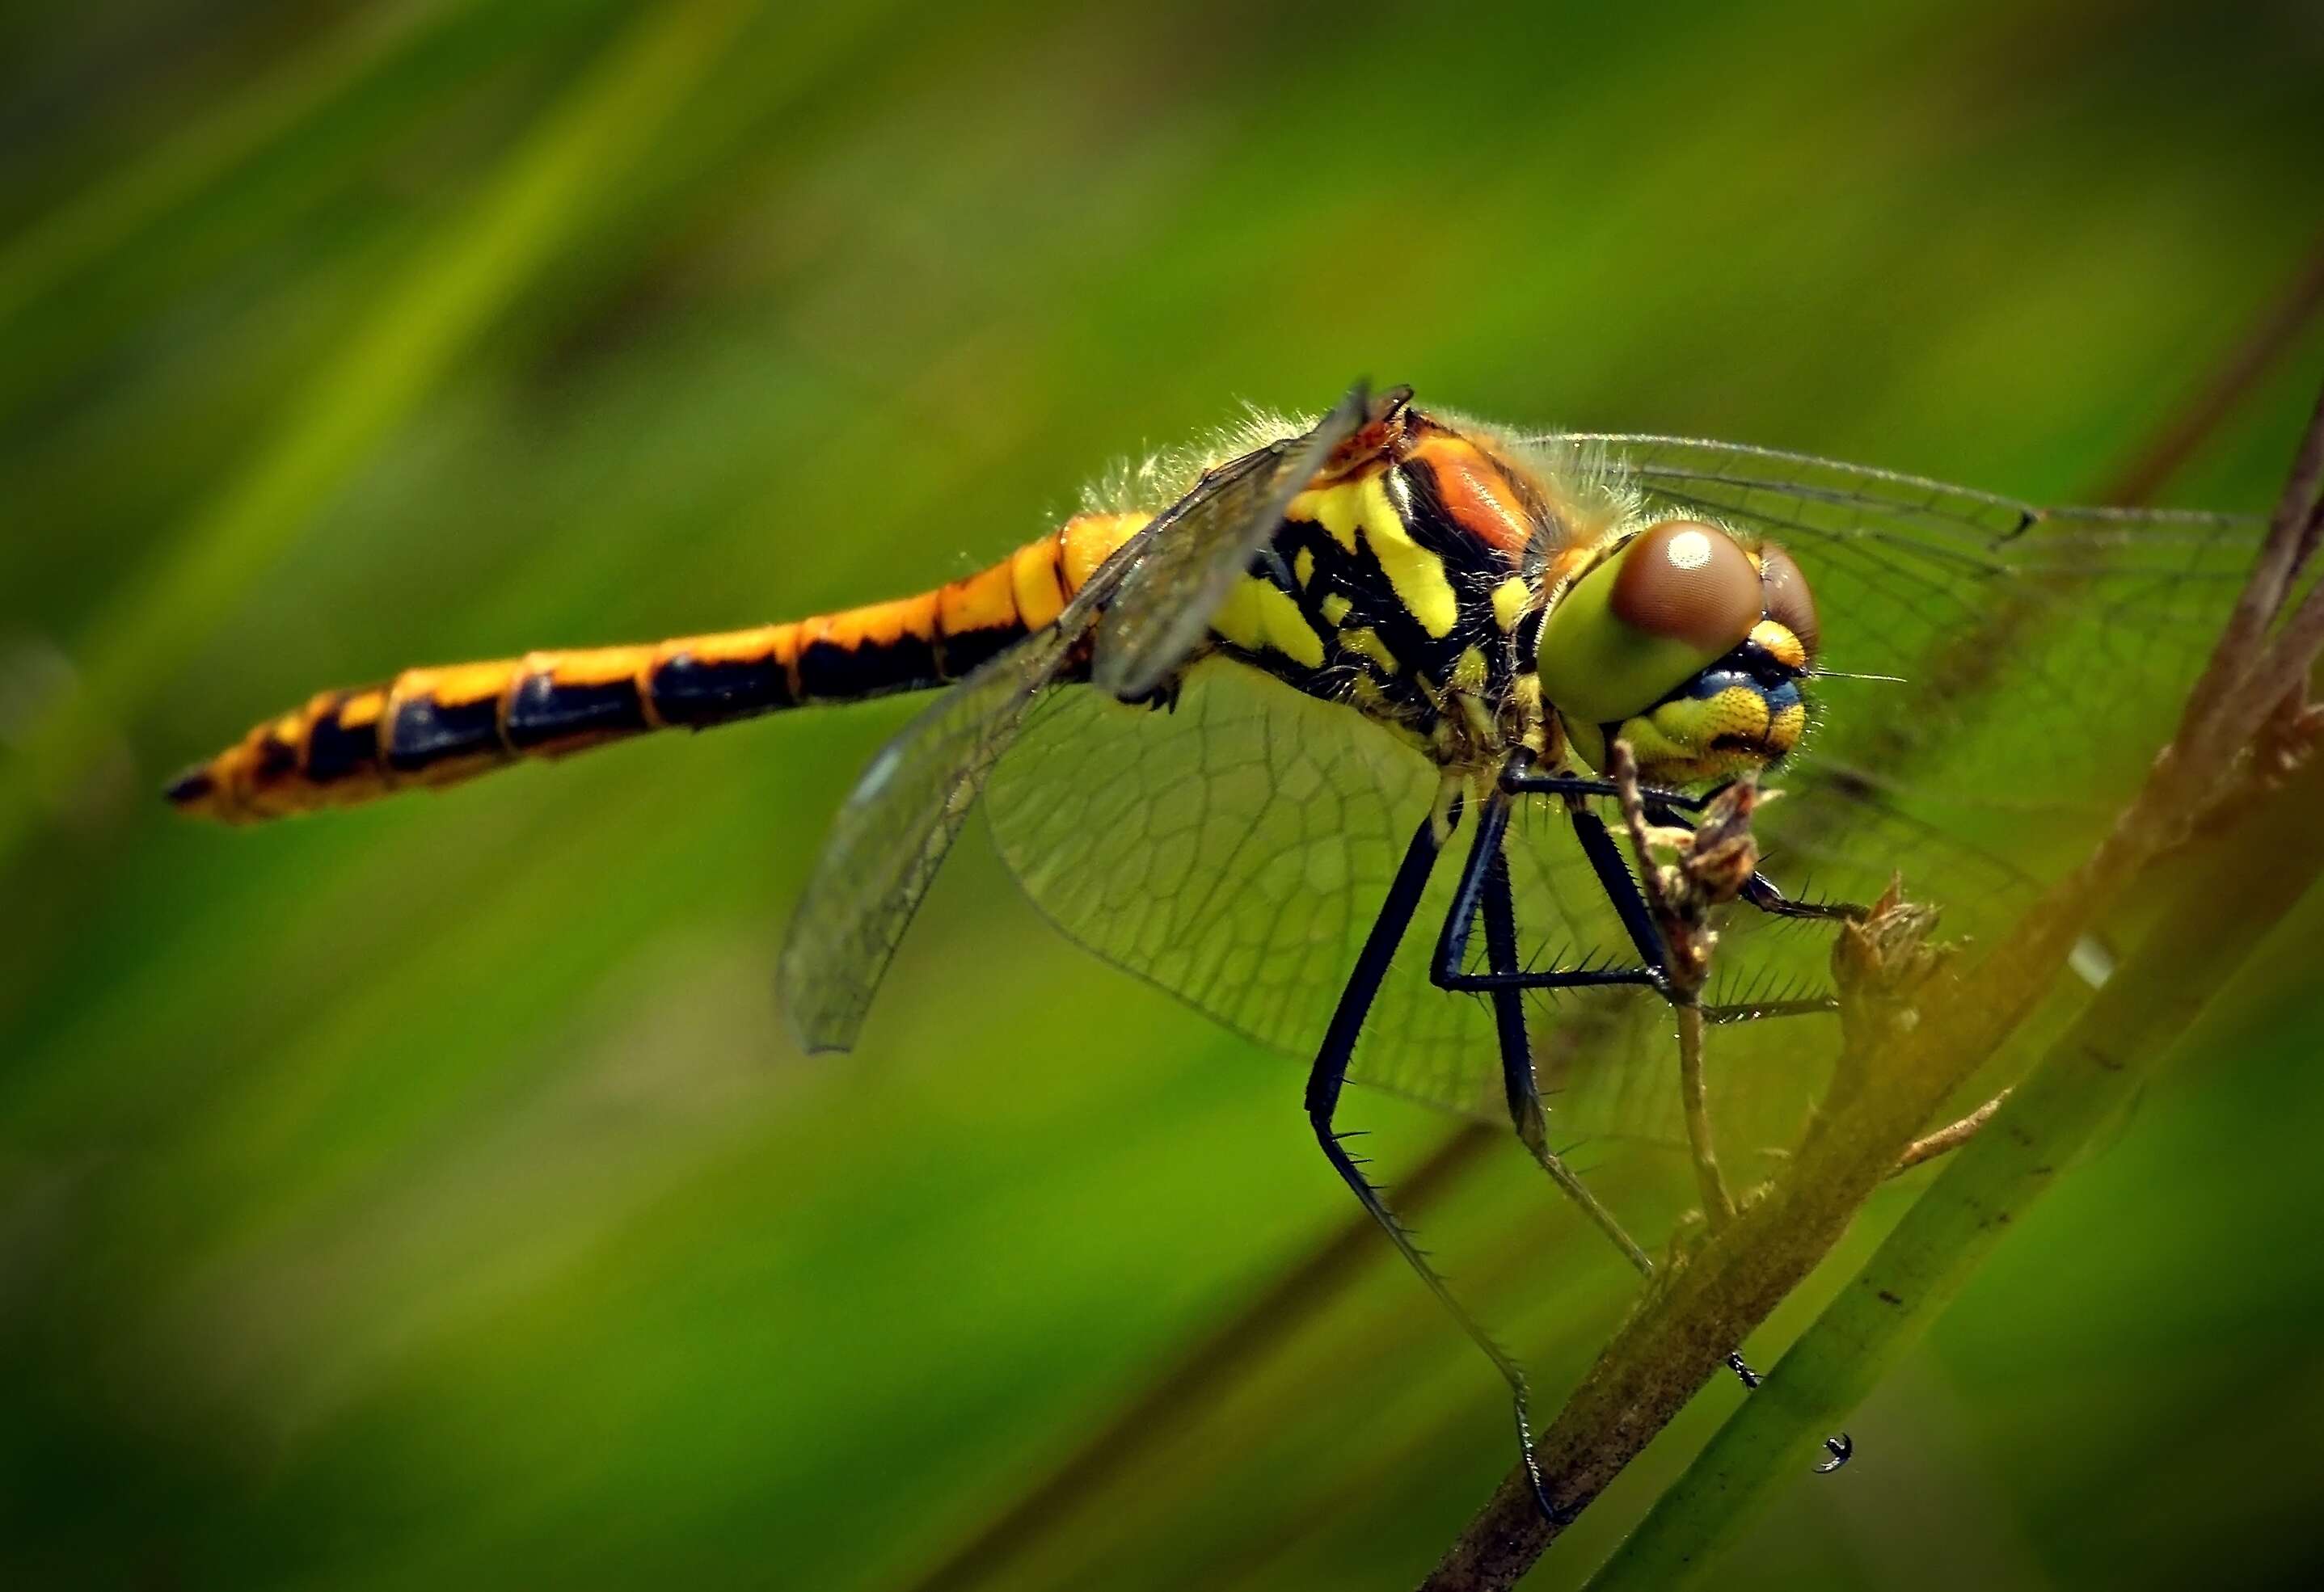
1585 746 2324 1592
1422 381 2324 1592
1892 1090 2009 1176
2137 381 2324 845
2177 378 2324 737
1674 1004 1734 1231
1418 889 1947 1591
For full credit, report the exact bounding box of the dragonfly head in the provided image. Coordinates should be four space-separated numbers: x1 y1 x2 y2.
1529 520 1818 785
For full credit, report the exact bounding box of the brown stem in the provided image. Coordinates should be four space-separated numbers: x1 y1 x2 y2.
1419 891 1951 1590
1675 1003 1736 1230
2164 378 2324 778
1420 373 2324 1592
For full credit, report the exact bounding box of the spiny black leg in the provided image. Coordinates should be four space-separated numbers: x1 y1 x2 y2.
1568 807 1669 979
1504 749 1862 930
1499 749 1710 813
1473 805 1656 1277
1490 752 1855 1471
1738 871 1866 924
1429 781 1660 999
1507 747 1860 934
1306 802 1558 1521
1702 993 1841 1024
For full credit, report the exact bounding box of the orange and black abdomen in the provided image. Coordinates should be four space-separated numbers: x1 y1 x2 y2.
168 513 1145 822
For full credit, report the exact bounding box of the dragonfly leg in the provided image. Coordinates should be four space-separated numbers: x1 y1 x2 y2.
1499 748 1711 814
1429 800 1668 996
1736 870 1866 924
1467 800 1656 1278
1504 748 1865 931
1306 803 1561 1523
1449 761 1855 1470
1502 748 1866 929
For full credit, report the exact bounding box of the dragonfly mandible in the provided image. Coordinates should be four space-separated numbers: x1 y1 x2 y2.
168 383 2262 1506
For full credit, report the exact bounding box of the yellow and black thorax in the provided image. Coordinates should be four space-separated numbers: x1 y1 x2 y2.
1199 403 1549 769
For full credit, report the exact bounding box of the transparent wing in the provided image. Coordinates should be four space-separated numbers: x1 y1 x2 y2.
986 663 1838 1151
986 660 1668 1131
1511 436 2276 1153
1090 385 1369 700
781 394 1378 1053
1549 434 2272 948
989 436 2278 1155
780 617 1093 1053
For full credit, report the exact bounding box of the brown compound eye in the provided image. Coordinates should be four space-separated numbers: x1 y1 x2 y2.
1608 520 1764 654
1537 519 1768 727
1757 541 1820 662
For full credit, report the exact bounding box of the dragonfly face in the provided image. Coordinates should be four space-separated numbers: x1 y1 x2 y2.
1529 518 1819 784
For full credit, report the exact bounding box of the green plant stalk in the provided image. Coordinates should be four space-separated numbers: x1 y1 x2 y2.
1584 750 2324 1591
0 0 749 865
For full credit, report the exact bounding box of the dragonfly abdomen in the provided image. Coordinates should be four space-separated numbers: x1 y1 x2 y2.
167 512 1147 822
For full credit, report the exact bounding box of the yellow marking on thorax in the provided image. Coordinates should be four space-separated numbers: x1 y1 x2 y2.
1491 576 1531 631
1292 476 1459 638
1342 626 1398 674
1450 646 1488 693
1213 576 1326 668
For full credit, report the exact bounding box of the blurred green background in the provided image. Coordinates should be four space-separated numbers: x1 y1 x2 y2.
5 2 2323 1588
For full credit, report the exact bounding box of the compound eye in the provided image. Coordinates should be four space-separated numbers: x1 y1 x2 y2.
1757 541 1820 661
1534 520 1764 726
1609 521 1765 652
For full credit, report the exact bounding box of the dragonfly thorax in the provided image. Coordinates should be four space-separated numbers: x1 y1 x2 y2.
1200 409 1548 771
1196 403 1820 788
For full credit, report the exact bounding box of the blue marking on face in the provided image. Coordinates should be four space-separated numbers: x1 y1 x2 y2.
1683 656 1801 713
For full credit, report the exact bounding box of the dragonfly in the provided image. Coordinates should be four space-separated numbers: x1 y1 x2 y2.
167 383 2260 1508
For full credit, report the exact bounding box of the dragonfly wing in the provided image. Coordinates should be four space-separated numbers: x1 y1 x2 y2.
986 659 1677 1133
1471 434 2282 1157
785 387 1379 1055
1090 384 1370 701
780 614 1096 1053
1554 435 2272 945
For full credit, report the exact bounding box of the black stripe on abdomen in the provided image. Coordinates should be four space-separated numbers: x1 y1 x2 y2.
305 696 381 784
386 695 502 773
934 622 1023 677
504 673 649 750
650 652 794 727
796 634 943 701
